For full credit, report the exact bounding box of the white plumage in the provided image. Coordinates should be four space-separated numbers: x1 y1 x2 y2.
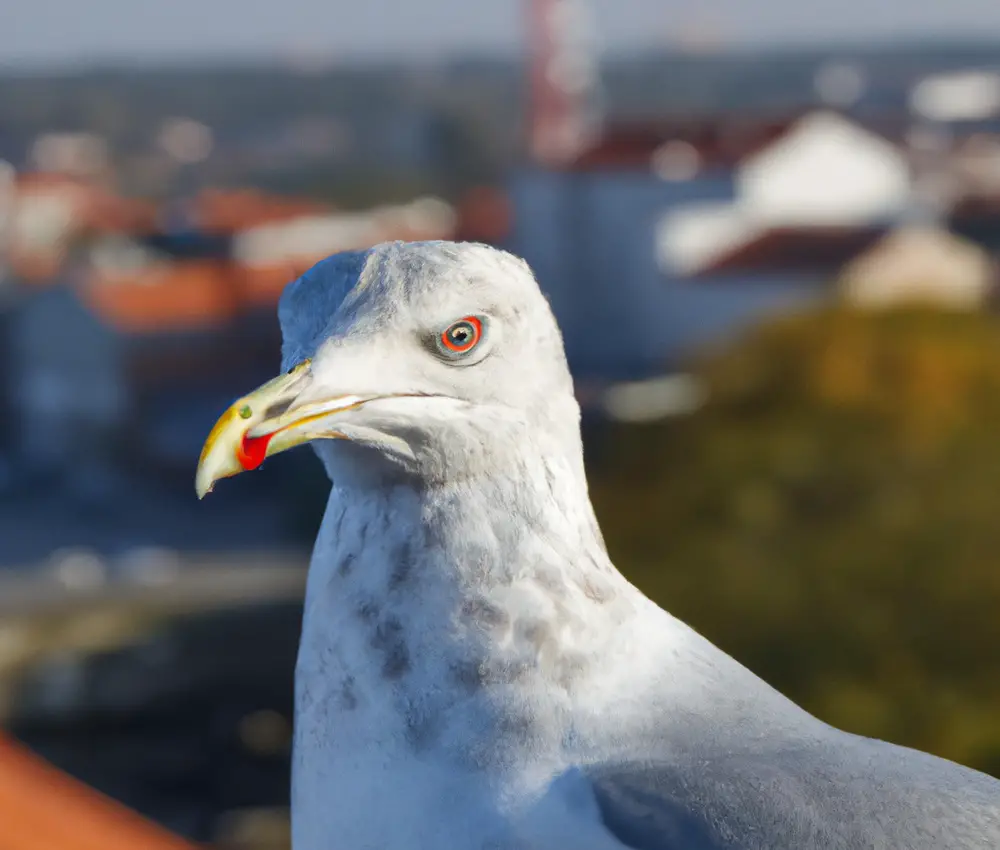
200 241 1000 849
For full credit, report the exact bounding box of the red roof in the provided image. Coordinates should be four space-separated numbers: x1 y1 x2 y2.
693 226 887 277
191 188 331 233
566 111 911 173
81 261 240 333
0 733 196 850
14 173 157 233
8 177 463 331
567 115 801 171
235 260 317 309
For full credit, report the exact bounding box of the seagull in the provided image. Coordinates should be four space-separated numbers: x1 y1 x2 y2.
196 241 1000 850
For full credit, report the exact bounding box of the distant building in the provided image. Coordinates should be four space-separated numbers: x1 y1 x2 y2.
7 283 127 480
0 160 14 263
527 0 602 167
506 112 902 382
508 166 737 381
29 132 110 179
839 226 997 310
660 111 913 276
4 268 291 500
737 111 912 227
7 173 156 283
909 70 1000 124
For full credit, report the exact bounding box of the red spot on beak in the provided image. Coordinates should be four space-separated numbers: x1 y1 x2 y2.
236 431 273 471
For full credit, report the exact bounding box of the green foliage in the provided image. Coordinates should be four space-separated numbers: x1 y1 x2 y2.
589 306 1000 777
249 166 440 209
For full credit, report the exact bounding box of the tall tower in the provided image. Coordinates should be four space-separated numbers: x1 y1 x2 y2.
526 0 602 167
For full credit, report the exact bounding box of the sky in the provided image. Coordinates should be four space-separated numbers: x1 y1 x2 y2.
4 0 1000 68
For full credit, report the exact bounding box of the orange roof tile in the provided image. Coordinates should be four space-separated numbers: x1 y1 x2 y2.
13 172 98 193
84 193 159 234
0 733 197 850
8 179 463 324
193 188 332 233
80 260 240 333
235 259 319 309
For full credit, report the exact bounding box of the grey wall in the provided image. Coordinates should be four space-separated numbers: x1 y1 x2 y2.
508 169 828 381
8 285 126 474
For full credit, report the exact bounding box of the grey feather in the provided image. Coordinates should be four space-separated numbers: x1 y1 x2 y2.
586 733 1000 849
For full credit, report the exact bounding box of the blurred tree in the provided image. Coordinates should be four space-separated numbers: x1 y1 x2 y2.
589 305 1000 778
248 165 438 209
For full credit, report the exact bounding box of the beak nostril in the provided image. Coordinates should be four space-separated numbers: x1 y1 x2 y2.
262 398 296 420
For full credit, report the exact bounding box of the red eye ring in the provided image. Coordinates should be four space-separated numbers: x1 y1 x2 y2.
439 316 483 355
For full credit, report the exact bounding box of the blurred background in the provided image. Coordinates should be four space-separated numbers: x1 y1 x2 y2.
3 1 1000 847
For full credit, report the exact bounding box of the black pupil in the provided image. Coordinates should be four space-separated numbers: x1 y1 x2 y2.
451 324 472 344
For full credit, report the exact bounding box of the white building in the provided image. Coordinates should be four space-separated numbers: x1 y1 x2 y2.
840 226 996 310
659 111 913 277
738 111 912 227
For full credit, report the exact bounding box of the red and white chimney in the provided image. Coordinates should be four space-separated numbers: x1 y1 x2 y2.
526 0 602 167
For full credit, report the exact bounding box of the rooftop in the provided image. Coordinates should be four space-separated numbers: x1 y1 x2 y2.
0 733 195 850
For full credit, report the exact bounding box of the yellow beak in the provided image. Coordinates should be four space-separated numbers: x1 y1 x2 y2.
194 360 365 499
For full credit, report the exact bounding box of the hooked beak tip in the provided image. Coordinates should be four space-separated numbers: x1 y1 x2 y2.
194 360 313 499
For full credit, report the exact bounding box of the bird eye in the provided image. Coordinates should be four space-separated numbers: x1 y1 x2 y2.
437 316 484 357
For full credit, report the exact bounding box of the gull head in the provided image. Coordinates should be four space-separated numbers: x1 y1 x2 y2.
196 241 580 496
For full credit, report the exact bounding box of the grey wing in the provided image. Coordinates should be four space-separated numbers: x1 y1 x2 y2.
581 735 1000 850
